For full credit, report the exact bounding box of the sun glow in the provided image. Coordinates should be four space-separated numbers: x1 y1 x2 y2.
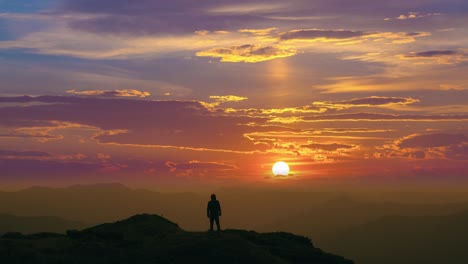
272 161 290 176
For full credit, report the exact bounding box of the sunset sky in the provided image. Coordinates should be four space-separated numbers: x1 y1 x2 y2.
0 0 467 188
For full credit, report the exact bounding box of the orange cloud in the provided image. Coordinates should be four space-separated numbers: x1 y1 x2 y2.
366 31 430 44
5 121 93 143
97 153 111 159
67 89 150 98
223 105 327 116
279 29 366 42
238 27 278 35
440 84 465 91
376 133 468 160
400 50 467 64
277 29 430 45
196 44 297 63
0 96 288 153
385 12 441 21
312 96 419 110
164 160 239 178
0 150 52 159
267 139 359 159
201 95 248 109
165 160 238 171
209 95 248 104
302 113 468 122
300 142 357 151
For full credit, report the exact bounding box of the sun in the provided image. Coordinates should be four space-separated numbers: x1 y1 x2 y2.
272 161 289 176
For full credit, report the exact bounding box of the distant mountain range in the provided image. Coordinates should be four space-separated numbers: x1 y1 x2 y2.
1 183 468 263
321 210 468 264
0 214 90 234
0 214 354 264
0 183 205 225
1 183 467 234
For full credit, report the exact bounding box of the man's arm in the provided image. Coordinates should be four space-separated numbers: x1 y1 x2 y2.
207 202 210 218
218 201 222 216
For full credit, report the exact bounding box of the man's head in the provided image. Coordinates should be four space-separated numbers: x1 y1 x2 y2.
211 194 216 200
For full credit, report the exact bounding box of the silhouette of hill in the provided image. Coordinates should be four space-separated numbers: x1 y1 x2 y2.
0 214 90 234
0 214 353 264
321 210 468 264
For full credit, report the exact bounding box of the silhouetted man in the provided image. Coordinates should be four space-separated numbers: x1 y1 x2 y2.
207 194 221 232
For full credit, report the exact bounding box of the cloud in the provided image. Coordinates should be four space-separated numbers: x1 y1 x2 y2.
224 105 327 116
440 84 465 91
366 31 430 44
277 29 429 45
209 95 248 103
269 140 358 158
201 95 248 109
300 142 356 151
397 133 467 149
97 153 111 159
444 143 468 160
333 96 418 106
57 0 281 36
245 129 393 145
316 69 449 93
313 96 419 110
0 133 60 141
0 3 432 61
67 89 150 98
238 27 278 35
194 30 230 36
165 160 238 172
377 133 468 160
0 149 88 167
53 0 455 38
0 121 90 142
0 150 52 158
0 0 442 62
0 27 228 59
0 96 295 152
196 44 298 63
0 159 101 179
279 29 366 41
225 97 465 124
302 113 468 122
402 50 466 64
163 160 239 178
207 3 286 14
306 128 395 134
0 153 163 179
406 50 457 57
385 12 441 21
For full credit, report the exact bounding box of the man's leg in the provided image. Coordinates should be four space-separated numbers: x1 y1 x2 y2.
210 217 214 231
215 216 220 232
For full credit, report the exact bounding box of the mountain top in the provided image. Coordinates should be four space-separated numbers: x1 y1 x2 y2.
75 214 182 240
0 214 353 264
